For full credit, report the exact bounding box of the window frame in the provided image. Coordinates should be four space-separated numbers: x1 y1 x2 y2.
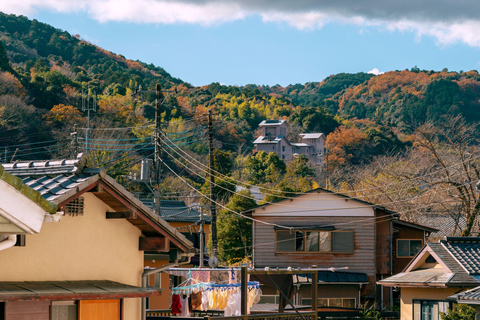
301 297 356 308
397 239 423 258
275 230 354 254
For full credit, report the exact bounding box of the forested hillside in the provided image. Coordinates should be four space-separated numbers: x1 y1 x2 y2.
2 12 480 261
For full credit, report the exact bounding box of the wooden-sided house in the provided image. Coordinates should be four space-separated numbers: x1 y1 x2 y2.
0 154 194 320
378 237 480 320
244 188 437 309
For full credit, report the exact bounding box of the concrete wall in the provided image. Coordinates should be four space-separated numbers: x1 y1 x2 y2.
0 193 144 319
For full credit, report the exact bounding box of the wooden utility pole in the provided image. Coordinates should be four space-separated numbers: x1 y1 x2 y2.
154 84 164 214
208 109 217 262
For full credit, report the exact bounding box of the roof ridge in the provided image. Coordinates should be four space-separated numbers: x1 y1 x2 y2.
2 153 88 176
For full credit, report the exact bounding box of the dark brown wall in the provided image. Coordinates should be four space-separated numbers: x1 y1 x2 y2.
392 226 425 274
5 301 49 320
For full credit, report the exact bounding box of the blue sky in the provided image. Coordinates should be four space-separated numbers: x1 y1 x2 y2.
2 1 480 87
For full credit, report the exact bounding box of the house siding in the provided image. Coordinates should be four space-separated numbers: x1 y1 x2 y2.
0 193 143 319
253 215 376 296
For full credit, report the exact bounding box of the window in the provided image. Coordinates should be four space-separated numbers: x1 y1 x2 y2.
397 239 423 257
282 146 285 152
301 298 356 308
413 300 450 320
64 197 84 216
276 230 353 253
52 301 77 320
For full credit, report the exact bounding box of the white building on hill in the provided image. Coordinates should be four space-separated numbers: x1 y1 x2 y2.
253 120 325 165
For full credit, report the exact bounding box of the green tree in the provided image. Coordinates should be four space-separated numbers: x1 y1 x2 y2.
0 41 12 72
441 304 475 320
217 189 257 263
243 151 286 184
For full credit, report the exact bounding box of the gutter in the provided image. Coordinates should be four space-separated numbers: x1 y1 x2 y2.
141 253 195 320
0 234 17 251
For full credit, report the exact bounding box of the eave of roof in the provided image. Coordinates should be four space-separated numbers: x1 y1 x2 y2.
0 165 57 214
393 219 439 233
0 280 160 302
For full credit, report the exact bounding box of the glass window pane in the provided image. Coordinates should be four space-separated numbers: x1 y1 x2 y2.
333 231 354 253
296 231 305 252
306 232 319 252
318 299 328 307
319 232 331 252
410 240 423 257
329 299 342 307
343 299 356 308
277 231 295 252
398 240 410 257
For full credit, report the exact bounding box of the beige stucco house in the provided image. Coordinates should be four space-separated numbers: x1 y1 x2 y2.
378 237 480 320
0 154 193 320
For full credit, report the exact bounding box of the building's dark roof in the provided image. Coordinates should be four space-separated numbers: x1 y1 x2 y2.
294 271 369 284
141 200 210 223
448 286 480 302
0 165 57 214
442 237 480 274
0 280 160 302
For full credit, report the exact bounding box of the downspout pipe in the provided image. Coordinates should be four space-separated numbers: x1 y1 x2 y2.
141 254 194 320
0 234 16 251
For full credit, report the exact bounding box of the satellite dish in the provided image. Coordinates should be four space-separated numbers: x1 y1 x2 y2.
208 256 218 268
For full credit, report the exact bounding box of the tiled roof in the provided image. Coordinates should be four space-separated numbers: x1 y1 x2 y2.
2 154 194 251
448 286 480 302
141 200 210 223
378 239 480 287
442 237 480 274
0 164 57 214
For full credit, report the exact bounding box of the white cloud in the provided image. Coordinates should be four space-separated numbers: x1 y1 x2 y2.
3 0 480 47
367 68 384 75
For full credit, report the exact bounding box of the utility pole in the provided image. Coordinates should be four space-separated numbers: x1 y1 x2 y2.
132 84 176 215
82 86 96 156
154 84 163 214
71 124 79 157
199 206 205 267
207 109 218 266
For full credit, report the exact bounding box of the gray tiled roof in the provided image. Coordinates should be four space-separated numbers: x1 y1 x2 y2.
2 153 100 204
1 154 194 251
141 200 210 223
442 237 480 275
448 286 480 302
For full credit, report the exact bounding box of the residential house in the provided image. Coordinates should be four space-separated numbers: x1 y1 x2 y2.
253 120 325 165
244 188 437 309
0 154 194 320
378 237 480 320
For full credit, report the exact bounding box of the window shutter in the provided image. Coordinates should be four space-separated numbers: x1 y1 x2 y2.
333 231 354 253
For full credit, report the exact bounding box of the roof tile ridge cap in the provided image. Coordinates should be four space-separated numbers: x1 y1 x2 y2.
441 241 470 274
73 153 88 173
